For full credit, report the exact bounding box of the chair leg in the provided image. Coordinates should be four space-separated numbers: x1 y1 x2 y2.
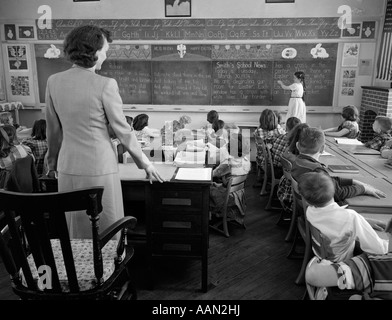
286 227 304 260
265 182 280 210
285 207 297 242
294 244 314 286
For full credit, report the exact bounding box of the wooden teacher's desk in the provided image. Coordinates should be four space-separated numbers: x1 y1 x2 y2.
119 162 211 292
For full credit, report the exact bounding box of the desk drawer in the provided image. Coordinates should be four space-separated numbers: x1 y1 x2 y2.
151 235 202 256
153 190 203 212
152 213 201 234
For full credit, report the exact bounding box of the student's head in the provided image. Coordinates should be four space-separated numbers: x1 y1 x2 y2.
373 116 392 134
63 25 112 69
341 105 359 122
297 127 325 155
132 114 149 131
259 109 278 131
125 116 133 127
179 115 191 128
31 119 47 140
207 110 219 124
212 119 225 133
2 124 17 145
287 123 309 155
227 132 250 158
298 172 335 207
172 120 182 132
224 122 240 134
0 126 11 158
285 117 301 132
294 71 306 84
0 112 13 126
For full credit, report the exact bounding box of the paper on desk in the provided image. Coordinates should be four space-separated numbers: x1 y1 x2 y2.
175 167 212 181
334 138 363 145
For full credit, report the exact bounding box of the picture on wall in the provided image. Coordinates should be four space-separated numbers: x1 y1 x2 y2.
10 75 30 96
7 45 28 71
361 21 376 39
342 43 360 67
341 23 362 38
4 24 16 40
165 0 191 17
18 25 35 39
341 68 356 96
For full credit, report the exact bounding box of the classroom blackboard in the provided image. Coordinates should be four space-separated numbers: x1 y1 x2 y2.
35 42 337 106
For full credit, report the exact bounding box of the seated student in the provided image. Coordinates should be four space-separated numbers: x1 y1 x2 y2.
179 115 192 129
174 115 193 144
306 250 392 300
208 119 229 148
323 105 359 138
203 110 219 135
298 171 390 263
291 127 385 204
364 116 392 151
0 125 33 188
21 119 48 175
271 116 301 178
273 110 283 127
254 109 286 181
132 113 160 146
210 132 251 225
276 122 309 214
0 111 27 142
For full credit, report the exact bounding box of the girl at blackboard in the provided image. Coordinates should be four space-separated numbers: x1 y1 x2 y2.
277 71 306 123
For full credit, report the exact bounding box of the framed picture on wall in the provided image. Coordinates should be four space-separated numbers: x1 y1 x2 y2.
4 24 17 40
165 0 191 17
341 23 362 38
7 45 29 71
17 25 36 40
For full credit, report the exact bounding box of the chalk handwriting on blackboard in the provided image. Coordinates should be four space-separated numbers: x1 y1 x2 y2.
36 18 341 41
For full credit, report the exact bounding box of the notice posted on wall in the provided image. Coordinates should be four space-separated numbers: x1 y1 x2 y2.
341 69 356 96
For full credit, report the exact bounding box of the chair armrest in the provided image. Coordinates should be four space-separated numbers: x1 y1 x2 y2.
99 216 137 247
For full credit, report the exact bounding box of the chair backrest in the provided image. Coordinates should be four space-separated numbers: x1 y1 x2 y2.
0 187 104 297
5 155 40 193
223 174 247 208
254 136 268 173
280 155 293 180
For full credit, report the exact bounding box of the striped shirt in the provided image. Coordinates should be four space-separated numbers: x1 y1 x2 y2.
22 138 48 175
0 144 32 170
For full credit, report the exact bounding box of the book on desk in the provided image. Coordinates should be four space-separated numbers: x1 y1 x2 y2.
328 164 359 173
334 138 363 145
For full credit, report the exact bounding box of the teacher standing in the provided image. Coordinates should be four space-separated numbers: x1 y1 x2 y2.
45 25 164 239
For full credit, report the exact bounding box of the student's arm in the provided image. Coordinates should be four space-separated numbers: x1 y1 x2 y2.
323 126 339 133
324 128 350 137
277 80 292 91
352 179 386 199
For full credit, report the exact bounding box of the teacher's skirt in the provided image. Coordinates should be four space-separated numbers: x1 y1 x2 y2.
58 172 124 240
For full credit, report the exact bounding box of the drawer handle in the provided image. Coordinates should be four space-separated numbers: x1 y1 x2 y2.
162 243 191 252
162 198 191 206
162 221 192 229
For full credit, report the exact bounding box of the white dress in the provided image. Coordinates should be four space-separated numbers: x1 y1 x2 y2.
286 83 306 123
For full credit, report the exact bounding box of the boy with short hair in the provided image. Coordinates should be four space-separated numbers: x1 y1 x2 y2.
291 127 385 203
298 171 391 262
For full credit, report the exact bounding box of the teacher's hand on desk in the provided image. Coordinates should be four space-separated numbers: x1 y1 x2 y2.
353 180 386 199
145 164 165 184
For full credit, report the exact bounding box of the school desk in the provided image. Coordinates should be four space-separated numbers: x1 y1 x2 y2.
119 162 212 292
359 213 391 241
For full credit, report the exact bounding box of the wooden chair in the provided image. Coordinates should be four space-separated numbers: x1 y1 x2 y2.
280 155 297 241
0 187 138 300
264 142 282 210
286 176 313 286
254 136 269 195
209 174 248 238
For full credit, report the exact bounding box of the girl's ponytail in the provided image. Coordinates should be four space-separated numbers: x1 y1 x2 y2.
294 71 306 102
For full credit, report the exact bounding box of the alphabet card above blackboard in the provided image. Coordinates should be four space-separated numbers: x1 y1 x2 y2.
35 42 337 106
35 18 341 41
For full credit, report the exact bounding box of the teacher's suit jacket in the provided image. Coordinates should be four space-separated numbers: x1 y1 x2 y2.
46 66 150 176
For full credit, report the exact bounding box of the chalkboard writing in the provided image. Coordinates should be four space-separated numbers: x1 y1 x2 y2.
212 61 272 105
99 60 152 104
35 43 338 106
36 18 341 41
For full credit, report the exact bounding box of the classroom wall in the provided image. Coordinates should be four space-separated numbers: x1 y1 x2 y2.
0 0 388 129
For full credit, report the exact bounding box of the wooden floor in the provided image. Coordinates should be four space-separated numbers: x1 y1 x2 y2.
0 165 306 300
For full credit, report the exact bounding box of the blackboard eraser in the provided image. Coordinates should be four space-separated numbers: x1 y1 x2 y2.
130 106 136 109
174 108 182 110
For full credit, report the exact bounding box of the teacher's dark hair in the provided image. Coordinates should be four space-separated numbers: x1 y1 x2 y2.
63 25 112 68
